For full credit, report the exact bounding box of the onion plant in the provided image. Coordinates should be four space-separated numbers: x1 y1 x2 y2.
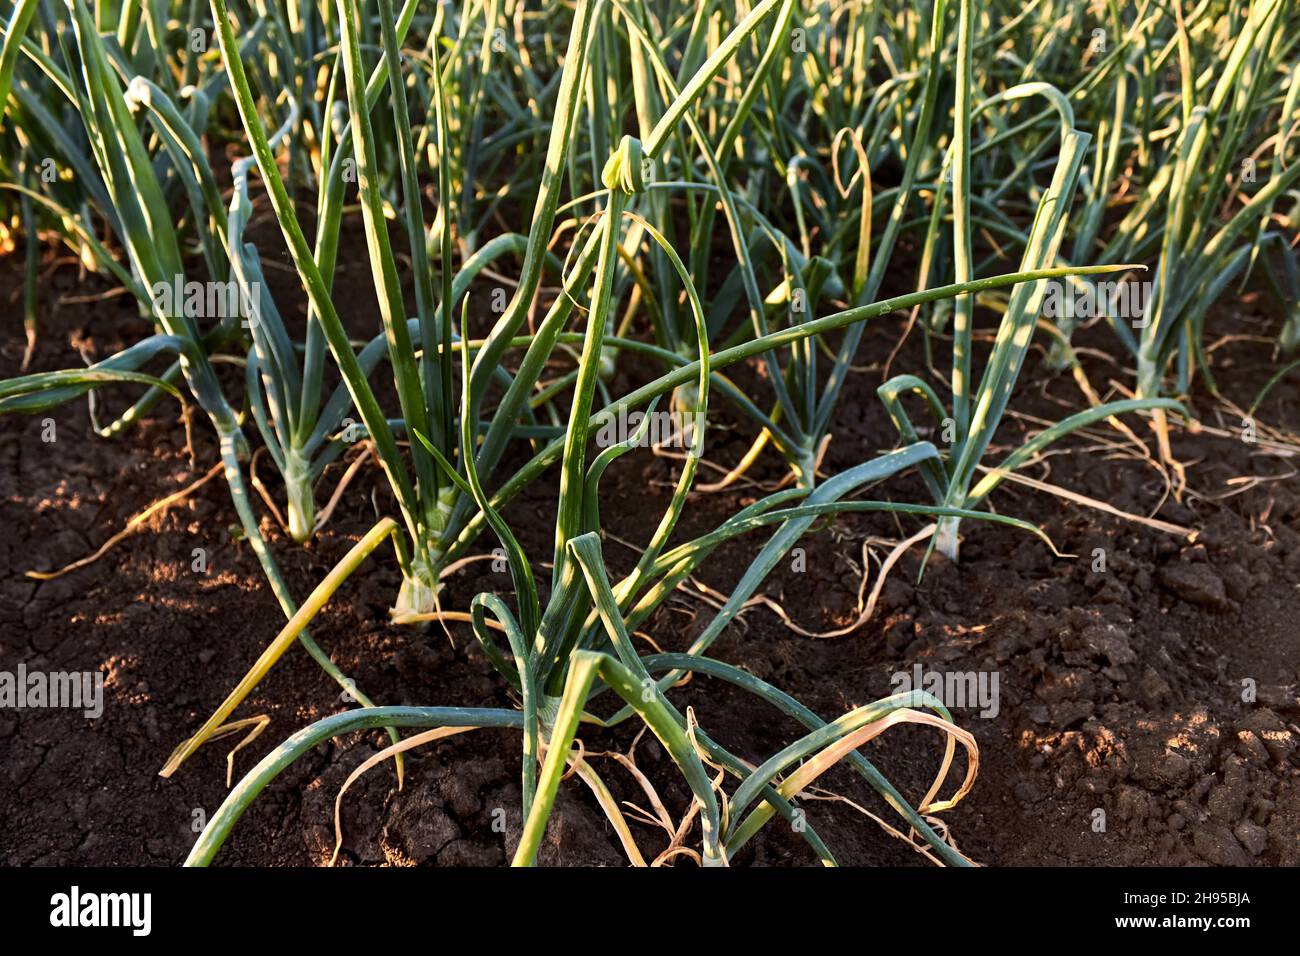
594 0 1188 581
164 0 1140 867
875 2 1188 561
1124 0 1300 404
170 250 1097 854
9 0 1293 868
178 205 1056 867
964 1 1300 401
0 0 399 737
576 0 1186 562
580 0 934 489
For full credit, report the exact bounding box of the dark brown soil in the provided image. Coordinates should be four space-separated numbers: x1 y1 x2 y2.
2 238 1297 867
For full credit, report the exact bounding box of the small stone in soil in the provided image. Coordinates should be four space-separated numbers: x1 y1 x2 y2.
1156 563 1230 610
1233 820 1268 856
1191 824 1251 866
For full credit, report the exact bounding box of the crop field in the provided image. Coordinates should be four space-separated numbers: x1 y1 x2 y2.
0 0 1297 883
